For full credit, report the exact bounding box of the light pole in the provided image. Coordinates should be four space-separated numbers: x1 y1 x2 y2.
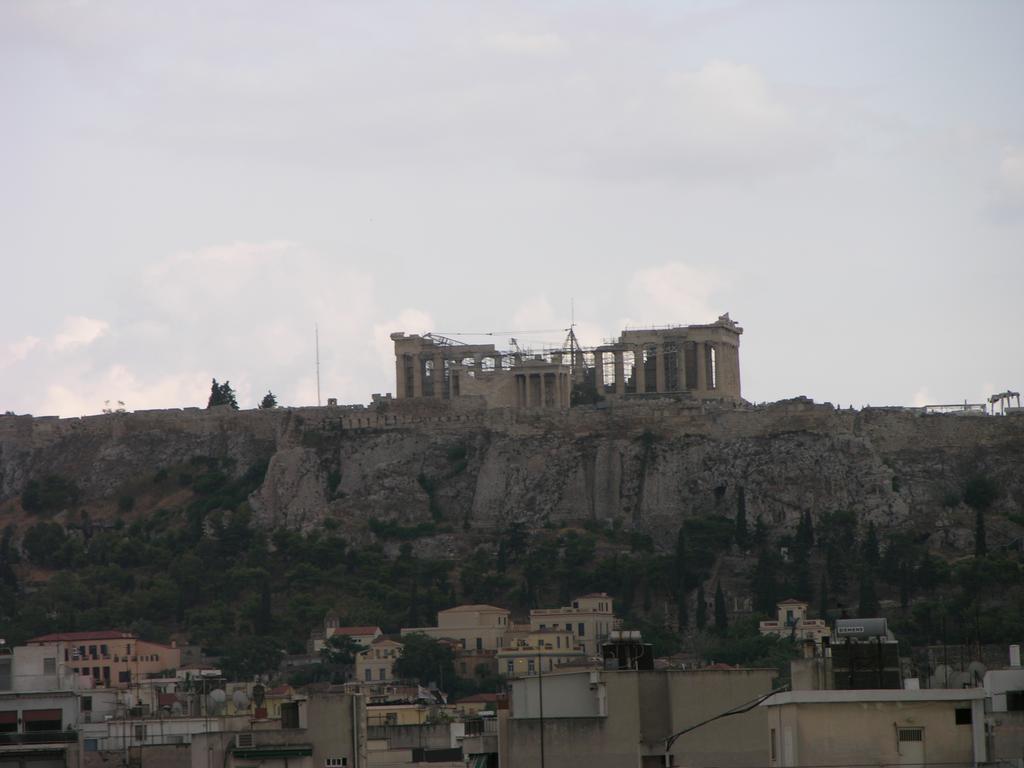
536 649 545 768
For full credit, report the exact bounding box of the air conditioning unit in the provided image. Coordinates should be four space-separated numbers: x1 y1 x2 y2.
235 733 255 749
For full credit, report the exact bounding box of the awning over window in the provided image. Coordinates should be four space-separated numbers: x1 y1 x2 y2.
0 711 16 724
22 709 62 722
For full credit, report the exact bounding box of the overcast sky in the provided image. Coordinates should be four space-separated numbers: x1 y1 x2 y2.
2 1 1022 416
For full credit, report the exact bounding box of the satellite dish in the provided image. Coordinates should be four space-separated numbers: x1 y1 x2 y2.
207 688 227 715
252 684 266 707
967 661 987 685
232 690 250 710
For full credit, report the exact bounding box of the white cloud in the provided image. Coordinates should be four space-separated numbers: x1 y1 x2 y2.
487 31 567 56
1000 146 1024 194
590 59 824 181
911 387 932 407
41 365 214 417
623 263 722 329
52 316 109 350
0 335 40 367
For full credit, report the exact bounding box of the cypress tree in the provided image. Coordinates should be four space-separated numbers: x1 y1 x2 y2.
714 582 728 632
752 548 779 615
974 509 987 557
674 526 688 629
862 522 880 568
818 572 829 620
734 488 749 549
696 583 707 630
858 568 880 616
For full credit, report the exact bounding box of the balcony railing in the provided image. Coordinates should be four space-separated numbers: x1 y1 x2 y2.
0 731 78 745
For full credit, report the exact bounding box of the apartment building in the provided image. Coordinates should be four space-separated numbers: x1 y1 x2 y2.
402 605 511 652
26 631 181 689
762 689 986 768
496 628 586 678
528 593 615 656
355 639 403 684
758 600 831 646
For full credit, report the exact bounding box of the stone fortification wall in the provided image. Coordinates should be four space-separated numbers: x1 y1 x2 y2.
2 399 1022 551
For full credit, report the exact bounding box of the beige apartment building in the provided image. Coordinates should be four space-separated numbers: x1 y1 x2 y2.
402 605 511 652
496 628 586 678
27 630 180 689
758 600 831 646
503 667 777 768
356 639 403 684
761 689 987 768
529 593 615 656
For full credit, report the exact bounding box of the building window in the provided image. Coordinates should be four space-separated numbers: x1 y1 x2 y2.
43 657 56 675
1007 691 1024 711
119 670 131 683
955 708 972 725
280 702 300 729
81 696 92 713
364 668 372 681
325 759 348 767
134 724 146 741
898 727 924 743
84 739 98 752
578 623 585 637
475 637 483 651
507 661 514 674
528 660 535 673
770 729 776 761
100 645 108 656
89 645 97 658
0 711 16 733
379 668 386 681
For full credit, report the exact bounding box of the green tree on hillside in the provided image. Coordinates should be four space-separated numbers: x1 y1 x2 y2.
734 488 749 549
673 526 688 629
394 633 455 689
207 379 239 409
321 633 360 666
21 475 81 514
259 391 278 409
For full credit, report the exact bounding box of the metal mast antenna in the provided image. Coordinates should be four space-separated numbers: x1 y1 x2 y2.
315 324 321 407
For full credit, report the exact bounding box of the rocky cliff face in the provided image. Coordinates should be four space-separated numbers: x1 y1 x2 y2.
2 400 1022 553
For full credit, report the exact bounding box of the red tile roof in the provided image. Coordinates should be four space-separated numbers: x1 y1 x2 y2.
440 605 508 613
29 630 134 643
330 626 381 636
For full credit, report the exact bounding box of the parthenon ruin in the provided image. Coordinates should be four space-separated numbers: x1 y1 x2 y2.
390 314 742 409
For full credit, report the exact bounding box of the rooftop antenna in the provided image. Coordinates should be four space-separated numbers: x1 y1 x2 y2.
315 324 322 407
